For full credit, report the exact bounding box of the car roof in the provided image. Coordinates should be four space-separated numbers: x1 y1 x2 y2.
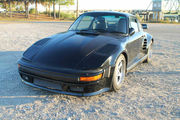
82 11 134 17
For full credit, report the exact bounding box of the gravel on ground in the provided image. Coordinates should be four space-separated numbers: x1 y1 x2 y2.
0 23 179 120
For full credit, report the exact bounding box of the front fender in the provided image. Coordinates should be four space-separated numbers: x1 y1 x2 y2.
100 45 127 76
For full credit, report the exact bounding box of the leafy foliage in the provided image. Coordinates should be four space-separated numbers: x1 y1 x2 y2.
0 0 75 20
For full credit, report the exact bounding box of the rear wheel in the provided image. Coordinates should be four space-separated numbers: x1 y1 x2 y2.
112 54 126 91
144 42 152 63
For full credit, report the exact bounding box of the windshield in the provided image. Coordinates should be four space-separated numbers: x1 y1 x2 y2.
69 14 127 34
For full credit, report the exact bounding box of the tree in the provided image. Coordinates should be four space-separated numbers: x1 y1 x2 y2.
35 0 38 18
0 0 75 19
40 0 49 15
1 0 8 16
47 0 52 17
8 0 12 18
53 0 56 19
24 0 30 18
76 0 78 18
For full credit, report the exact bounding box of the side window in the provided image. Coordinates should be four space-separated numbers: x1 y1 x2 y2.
76 16 94 30
130 18 139 33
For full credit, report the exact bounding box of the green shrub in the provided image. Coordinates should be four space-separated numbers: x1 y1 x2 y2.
41 11 76 20
149 20 178 24
59 12 76 20
164 17 170 22
29 8 35 14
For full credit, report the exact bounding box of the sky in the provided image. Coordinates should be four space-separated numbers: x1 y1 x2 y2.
31 0 153 11
70 0 152 10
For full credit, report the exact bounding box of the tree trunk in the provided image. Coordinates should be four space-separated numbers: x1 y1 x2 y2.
49 2 51 17
4 1 7 16
35 0 38 18
9 0 12 18
58 4 60 19
25 1 29 19
53 1 56 19
46 4 48 15
4 2 6 12
76 0 79 18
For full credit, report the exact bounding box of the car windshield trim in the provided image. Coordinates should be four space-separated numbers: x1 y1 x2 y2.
69 14 128 34
108 31 126 34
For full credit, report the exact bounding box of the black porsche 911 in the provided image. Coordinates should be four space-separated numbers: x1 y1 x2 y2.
18 11 154 96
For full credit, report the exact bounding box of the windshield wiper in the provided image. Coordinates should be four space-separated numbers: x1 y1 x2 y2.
92 29 107 33
76 29 99 35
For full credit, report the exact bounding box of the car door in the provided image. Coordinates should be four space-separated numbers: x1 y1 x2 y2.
126 17 144 67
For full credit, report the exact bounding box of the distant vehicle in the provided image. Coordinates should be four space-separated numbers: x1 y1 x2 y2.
0 8 6 13
18 11 154 96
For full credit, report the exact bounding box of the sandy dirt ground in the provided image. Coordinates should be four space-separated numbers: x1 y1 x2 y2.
0 23 179 120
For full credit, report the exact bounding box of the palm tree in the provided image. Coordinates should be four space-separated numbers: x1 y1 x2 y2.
8 0 12 18
35 0 38 18
24 0 30 18
48 0 52 17
53 0 56 19
40 0 49 15
76 0 79 18
58 0 61 19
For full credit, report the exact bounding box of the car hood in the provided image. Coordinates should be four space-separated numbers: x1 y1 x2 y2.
22 31 124 70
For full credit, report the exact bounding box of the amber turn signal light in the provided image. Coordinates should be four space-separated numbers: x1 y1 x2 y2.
80 73 103 82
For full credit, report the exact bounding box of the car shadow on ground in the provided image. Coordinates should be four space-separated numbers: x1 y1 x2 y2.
0 51 59 106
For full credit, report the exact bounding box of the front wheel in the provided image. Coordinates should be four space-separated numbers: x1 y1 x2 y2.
112 54 126 91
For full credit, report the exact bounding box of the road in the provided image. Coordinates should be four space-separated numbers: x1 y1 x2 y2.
0 23 179 120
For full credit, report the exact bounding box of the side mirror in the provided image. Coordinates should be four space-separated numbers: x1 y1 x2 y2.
129 28 135 36
142 24 148 29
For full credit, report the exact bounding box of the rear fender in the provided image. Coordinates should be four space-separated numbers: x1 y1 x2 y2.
145 32 154 49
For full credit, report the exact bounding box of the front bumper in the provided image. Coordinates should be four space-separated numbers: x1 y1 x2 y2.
22 80 110 96
18 65 111 96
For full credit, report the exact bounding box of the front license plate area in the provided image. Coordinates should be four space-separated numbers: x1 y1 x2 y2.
34 78 62 90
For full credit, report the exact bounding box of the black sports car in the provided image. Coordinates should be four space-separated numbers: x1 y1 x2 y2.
18 11 154 96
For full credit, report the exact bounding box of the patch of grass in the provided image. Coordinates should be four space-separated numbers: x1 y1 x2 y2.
0 13 74 22
42 11 76 20
145 20 180 24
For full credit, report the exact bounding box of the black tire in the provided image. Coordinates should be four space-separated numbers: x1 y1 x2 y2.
144 42 153 63
112 54 126 91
